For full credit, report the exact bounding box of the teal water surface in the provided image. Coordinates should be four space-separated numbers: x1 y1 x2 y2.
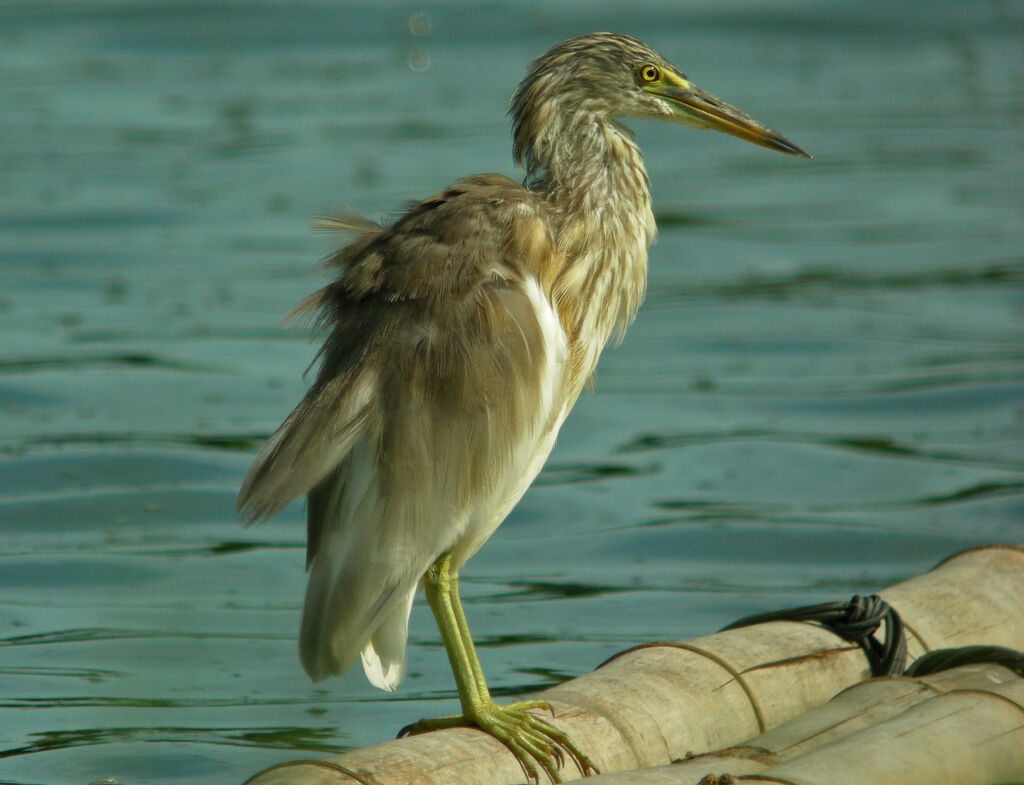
1 2 1022 784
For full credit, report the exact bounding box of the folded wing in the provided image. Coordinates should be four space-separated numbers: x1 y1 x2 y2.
237 175 565 687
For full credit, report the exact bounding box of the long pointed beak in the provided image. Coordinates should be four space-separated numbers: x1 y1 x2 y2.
654 83 811 158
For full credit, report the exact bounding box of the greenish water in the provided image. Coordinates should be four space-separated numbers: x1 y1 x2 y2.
1 1 1022 783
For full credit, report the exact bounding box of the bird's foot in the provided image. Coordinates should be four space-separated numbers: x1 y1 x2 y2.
399 698 598 783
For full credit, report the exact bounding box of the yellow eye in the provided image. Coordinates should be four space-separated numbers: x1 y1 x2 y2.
638 64 660 83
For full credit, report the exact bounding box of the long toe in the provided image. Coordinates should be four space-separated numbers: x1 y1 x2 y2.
398 701 597 783
470 701 598 783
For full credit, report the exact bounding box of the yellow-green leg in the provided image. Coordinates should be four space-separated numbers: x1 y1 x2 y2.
399 552 597 783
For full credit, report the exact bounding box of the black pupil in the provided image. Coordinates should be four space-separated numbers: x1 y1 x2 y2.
645 67 656 80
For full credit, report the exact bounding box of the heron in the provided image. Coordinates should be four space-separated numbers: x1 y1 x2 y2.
238 32 808 782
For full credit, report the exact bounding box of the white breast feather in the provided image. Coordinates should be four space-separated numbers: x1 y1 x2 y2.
452 274 569 564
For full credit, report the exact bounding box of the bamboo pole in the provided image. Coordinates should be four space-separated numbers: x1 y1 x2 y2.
582 663 1024 783
242 544 1024 785
744 676 1024 785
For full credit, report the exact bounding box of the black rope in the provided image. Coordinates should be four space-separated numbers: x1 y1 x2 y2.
721 594 907 677
904 645 1024 678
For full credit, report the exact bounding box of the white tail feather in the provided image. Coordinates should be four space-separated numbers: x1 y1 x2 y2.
360 587 416 691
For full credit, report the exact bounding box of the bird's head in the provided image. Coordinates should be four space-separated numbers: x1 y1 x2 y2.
512 33 809 171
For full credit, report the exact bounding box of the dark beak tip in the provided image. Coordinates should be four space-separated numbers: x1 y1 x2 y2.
773 136 812 159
